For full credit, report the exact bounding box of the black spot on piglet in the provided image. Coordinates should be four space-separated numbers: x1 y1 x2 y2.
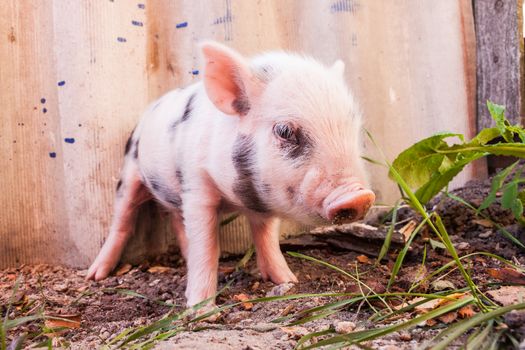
124 136 132 155
171 93 196 130
232 134 269 213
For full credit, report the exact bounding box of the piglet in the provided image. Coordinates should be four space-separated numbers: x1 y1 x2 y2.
87 41 375 307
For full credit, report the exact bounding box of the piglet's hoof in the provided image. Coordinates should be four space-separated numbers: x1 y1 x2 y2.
266 282 296 297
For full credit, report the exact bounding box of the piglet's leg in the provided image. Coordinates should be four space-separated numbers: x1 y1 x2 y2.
249 216 298 284
171 213 188 260
183 194 220 307
87 164 151 281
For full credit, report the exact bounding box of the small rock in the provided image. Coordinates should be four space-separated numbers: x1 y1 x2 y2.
399 331 412 341
456 242 470 250
148 279 161 287
225 311 251 324
76 270 88 277
53 283 68 292
280 326 308 340
165 299 174 306
478 231 493 238
251 323 278 332
504 310 525 328
160 293 171 301
431 280 455 291
334 321 356 334
266 282 295 297
100 330 110 340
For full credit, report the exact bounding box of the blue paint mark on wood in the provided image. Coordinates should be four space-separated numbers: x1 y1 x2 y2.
176 22 188 29
330 0 360 13
138 3 145 9
192 70 199 75
40 98 46 104
58 81 66 86
117 37 127 42
43 108 47 114
132 20 143 27
49 152 56 158
64 138 75 144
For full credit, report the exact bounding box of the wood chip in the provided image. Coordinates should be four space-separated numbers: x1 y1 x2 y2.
45 314 81 337
472 219 494 228
487 268 525 285
356 255 371 264
147 266 174 274
218 266 235 274
399 220 418 242
233 293 253 310
115 263 132 276
280 304 294 317
487 286 525 306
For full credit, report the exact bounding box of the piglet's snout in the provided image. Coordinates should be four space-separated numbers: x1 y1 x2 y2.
324 187 375 225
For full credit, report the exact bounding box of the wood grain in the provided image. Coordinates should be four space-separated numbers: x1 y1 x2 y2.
1 0 477 268
473 0 524 129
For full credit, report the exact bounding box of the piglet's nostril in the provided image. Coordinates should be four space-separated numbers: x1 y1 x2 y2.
332 208 358 225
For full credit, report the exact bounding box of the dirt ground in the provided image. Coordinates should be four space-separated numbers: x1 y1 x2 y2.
1 177 525 349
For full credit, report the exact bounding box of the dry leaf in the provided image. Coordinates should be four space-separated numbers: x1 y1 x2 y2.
147 266 174 274
472 219 494 228
487 268 525 285
251 281 260 292
233 293 253 310
487 286 525 306
426 318 437 326
115 263 132 276
438 311 458 324
218 266 235 274
399 220 417 242
45 314 81 337
458 305 475 318
413 293 467 313
356 255 370 264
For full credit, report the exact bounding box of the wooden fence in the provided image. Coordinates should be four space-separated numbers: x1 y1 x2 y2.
0 1 486 268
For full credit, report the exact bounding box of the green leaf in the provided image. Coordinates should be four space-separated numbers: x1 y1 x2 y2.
414 152 484 204
502 182 518 209
478 161 518 212
390 133 462 189
512 200 523 220
470 128 501 146
429 238 446 250
487 101 513 142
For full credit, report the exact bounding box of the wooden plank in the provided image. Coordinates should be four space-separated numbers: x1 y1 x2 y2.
473 0 524 129
0 0 478 267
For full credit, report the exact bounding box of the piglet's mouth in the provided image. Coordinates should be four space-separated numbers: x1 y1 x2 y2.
323 188 375 224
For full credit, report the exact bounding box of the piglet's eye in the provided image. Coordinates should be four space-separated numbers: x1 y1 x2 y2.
273 123 298 144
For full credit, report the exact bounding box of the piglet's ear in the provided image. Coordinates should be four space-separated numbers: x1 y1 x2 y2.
331 59 345 76
200 41 253 116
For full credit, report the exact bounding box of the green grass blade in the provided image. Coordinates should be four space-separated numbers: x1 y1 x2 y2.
447 192 525 249
376 200 399 263
287 252 391 310
300 296 474 349
428 302 525 350
387 217 429 290
465 322 493 350
296 328 334 348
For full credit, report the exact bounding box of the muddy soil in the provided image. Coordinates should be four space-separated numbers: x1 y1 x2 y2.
1 178 524 349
